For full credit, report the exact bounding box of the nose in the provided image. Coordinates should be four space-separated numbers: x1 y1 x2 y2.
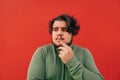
57 30 63 36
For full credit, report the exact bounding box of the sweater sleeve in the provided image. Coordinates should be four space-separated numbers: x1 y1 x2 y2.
27 47 46 80
65 48 104 80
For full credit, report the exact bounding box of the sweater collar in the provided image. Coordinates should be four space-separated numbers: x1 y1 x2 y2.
53 44 74 54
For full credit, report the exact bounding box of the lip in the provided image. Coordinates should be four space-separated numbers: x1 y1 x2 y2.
56 38 64 40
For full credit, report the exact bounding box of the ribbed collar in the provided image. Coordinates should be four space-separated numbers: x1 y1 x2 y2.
53 44 74 55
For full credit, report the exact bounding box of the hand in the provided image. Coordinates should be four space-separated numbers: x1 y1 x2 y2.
58 41 74 64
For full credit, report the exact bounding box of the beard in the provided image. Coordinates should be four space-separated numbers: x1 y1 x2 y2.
52 38 73 48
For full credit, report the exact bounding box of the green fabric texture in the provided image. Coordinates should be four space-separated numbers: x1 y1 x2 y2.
27 44 104 80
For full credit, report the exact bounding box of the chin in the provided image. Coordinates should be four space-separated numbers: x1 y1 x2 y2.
52 41 72 47
53 42 62 47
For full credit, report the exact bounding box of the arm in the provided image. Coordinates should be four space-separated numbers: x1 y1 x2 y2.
27 47 46 80
65 48 104 80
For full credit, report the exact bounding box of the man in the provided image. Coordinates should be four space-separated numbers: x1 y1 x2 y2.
27 14 104 80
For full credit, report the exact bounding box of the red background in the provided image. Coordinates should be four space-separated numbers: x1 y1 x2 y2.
0 0 120 80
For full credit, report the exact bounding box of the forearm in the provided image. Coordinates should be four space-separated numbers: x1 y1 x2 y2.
66 57 104 80
82 68 104 80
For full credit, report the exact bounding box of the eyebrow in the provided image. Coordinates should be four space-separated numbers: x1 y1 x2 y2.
53 26 68 28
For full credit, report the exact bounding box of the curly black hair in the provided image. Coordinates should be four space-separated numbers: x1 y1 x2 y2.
49 14 80 36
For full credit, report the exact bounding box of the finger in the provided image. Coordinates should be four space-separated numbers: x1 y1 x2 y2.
58 46 66 51
60 41 69 48
59 51 64 57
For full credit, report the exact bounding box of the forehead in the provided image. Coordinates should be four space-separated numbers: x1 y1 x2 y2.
53 21 68 28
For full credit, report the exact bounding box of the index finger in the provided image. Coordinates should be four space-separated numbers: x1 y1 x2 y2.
60 41 69 48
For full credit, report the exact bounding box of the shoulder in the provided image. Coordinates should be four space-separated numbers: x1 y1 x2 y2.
37 44 53 51
72 44 94 61
34 44 53 55
72 44 92 56
72 44 89 52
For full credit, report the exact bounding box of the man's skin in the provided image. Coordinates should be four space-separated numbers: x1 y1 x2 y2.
58 41 74 64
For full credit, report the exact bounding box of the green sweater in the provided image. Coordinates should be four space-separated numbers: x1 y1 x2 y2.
27 44 104 80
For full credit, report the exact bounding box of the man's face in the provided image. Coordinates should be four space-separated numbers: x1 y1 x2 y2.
52 20 72 47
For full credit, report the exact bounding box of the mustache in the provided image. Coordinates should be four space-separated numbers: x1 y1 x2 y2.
55 37 64 40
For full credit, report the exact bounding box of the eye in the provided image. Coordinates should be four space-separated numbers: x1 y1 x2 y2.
62 28 68 32
53 28 58 31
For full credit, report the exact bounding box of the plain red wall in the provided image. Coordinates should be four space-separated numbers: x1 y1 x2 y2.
0 0 120 80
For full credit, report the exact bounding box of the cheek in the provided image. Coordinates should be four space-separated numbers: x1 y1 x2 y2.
64 34 72 42
65 33 72 38
52 33 56 39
